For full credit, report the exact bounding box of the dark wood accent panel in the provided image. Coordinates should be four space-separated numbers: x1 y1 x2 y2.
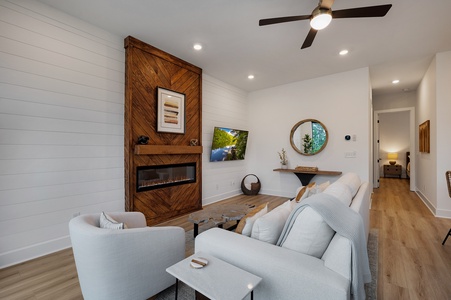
124 36 202 226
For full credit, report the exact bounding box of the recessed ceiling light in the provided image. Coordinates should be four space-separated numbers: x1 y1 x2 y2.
339 49 349 56
193 44 202 51
392 79 400 84
248 75 255 79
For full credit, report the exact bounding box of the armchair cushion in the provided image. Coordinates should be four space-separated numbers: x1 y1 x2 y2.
100 212 126 229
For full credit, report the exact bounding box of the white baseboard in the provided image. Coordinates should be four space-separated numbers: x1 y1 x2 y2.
202 190 242 206
0 236 71 269
415 190 437 215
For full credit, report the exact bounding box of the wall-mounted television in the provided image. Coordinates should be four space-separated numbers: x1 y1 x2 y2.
210 127 249 162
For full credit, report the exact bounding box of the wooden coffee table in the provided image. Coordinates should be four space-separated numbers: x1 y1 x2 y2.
188 203 254 238
166 252 262 300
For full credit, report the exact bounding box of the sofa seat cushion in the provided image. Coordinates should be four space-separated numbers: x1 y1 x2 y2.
251 200 294 244
280 206 335 258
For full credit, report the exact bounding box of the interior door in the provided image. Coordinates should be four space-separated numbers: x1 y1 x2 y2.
373 116 381 188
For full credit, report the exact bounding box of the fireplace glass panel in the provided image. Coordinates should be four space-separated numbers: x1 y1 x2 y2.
136 163 196 192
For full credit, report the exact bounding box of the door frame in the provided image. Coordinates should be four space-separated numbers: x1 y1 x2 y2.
373 107 415 191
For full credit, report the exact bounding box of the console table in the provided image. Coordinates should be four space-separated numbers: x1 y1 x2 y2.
384 164 402 178
273 168 342 185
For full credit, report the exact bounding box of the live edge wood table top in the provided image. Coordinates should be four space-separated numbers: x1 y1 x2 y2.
273 168 342 185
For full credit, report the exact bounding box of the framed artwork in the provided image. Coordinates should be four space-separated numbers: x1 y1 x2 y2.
419 120 430 153
156 87 185 134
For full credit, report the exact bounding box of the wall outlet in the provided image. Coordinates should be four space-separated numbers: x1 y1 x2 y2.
345 151 357 158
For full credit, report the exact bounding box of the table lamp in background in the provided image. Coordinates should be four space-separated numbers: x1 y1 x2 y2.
387 152 398 165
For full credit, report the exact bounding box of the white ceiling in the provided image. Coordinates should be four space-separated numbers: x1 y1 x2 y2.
37 0 451 95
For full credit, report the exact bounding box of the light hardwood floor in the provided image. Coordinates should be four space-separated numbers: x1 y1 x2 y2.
1 179 450 299
371 178 451 299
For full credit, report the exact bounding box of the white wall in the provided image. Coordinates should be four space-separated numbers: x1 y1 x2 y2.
373 90 416 111
247 68 371 198
202 74 249 205
379 111 410 178
435 51 451 217
416 56 437 211
0 0 125 267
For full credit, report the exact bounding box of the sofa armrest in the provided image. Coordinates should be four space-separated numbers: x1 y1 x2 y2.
195 228 350 300
321 233 352 280
350 182 370 239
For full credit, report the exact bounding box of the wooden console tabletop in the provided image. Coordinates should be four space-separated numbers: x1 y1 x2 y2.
273 168 342 185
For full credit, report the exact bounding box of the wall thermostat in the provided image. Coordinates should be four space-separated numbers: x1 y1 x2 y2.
345 135 351 141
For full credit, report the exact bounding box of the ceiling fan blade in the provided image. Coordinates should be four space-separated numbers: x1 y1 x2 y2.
332 4 392 19
259 15 310 26
301 28 318 49
320 0 335 9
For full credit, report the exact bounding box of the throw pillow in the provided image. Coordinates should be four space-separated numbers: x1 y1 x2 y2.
294 186 306 202
310 181 330 195
281 207 335 258
323 181 353 206
295 182 316 202
251 200 294 244
100 212 126 229
235 203 268 236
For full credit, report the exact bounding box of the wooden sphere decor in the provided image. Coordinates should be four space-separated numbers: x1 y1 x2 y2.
241 174 261 195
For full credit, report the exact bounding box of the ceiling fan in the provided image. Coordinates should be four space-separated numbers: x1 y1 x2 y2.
259 0 392 49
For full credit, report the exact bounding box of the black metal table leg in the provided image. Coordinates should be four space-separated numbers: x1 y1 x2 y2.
442 228 451 245
175 278 178 300
293 172 316 186
193 223 199 238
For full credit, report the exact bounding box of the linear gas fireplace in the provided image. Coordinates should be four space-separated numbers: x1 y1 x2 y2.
136 163 196 192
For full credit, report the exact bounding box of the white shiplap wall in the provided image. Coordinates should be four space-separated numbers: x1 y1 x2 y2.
202 74 249 205
0 0 125 267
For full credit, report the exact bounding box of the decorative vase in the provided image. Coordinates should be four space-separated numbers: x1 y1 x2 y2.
281 163 288 169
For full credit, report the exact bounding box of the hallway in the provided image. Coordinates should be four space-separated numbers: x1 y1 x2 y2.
371 178 451 299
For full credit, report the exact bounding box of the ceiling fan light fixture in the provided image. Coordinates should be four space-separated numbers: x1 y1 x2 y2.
310 8 332 30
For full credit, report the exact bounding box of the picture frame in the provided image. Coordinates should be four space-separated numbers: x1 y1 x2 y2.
419 120 430 153
156 87 186 134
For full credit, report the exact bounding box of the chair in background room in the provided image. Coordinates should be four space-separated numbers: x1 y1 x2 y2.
69 212 185 300
442 171 451 245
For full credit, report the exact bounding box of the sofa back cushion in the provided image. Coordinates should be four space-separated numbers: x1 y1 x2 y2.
280 206 335 258
337 172 361 198
323 182 352 206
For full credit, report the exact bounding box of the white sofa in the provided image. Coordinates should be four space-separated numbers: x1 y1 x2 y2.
69 212 185 300
195 174 370 300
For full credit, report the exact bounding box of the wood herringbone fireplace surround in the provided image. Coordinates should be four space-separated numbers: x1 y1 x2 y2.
124 36 202 226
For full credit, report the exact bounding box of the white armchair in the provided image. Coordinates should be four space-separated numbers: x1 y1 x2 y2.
69 212 185 300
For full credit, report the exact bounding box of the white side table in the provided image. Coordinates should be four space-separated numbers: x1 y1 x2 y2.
166 252 262 300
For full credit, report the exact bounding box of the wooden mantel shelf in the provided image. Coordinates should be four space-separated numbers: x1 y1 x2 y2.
273 168 342 185
135 145 203 155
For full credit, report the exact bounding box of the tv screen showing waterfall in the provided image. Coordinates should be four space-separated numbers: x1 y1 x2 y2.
210 127 249 162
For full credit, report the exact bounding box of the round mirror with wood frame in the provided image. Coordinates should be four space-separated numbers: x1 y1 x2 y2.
290 119 328 156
